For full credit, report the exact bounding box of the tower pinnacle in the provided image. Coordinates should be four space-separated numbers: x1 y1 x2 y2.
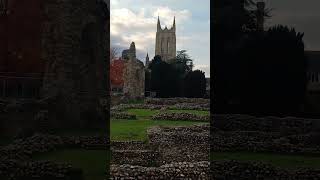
157 16 161 31
172 16 176 31
145 52 150 66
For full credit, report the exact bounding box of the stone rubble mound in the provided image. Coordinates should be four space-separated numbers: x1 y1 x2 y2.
169 102 210 111
212 130 320 153
152 112 209 122
145 98 209 105
211 160 320 180
110 161 210 180
212 114 316 134
0 134 109 179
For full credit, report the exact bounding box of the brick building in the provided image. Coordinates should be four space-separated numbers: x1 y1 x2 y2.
110 58 124 94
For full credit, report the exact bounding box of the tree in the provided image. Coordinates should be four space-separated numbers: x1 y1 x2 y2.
174 50 193 72
184 70 206 98
145 70 151 93
149 55 178 97
243 0 272 32
110 47 120 60
234 25 307 115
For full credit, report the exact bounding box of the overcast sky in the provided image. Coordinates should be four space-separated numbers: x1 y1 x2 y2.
266 0 320 50
110 0 210 77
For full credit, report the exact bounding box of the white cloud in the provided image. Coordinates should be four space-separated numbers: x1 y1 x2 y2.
152 6 192 27
111 6 192 59
110 0 210 77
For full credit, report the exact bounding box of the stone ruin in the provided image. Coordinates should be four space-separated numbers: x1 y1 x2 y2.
122 42 145 99
41 0 109 130
110 124 210 179
0 0 110 137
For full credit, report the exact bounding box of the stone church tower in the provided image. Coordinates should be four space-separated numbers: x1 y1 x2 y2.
155 16 176 63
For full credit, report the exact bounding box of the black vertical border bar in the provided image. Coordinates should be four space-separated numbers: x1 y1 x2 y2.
105 0 111 179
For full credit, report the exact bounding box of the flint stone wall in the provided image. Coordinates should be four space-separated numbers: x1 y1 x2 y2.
111 150 160 166
169 102 209 111
41 0 109 129
145 98 209 105
123 59 145 99
152 112 209 122
211 130 320 154
0 134 109 179
212 114 320 134
0 160 83 180
0 100 44 137
110 141 150 151
110 161 210 180
110 160 320 180
0 134 109 162
147 125 209 163
111 141 159 166
211 160 320 180
111 102 210 112
212 114 320 153
111 104 165 111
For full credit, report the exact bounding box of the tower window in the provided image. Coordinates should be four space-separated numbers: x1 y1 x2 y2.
161 38 164 53
167 37 170 53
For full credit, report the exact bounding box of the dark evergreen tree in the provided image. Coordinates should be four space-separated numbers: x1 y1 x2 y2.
149 55 178 97
145 70 151 95
235 25 307 115
184 70 206 98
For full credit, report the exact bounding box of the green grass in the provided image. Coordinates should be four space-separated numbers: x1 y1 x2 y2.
168 109 210 116
127 109 159 118
33 149 109 180
111 119 205 141
126 99 145 104
212 152 320 169
111 108 209 141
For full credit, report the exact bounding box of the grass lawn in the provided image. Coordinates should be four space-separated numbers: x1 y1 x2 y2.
126 109 159 118
168 109 210 116
111 108 209 141
212 151 320 169
33 149 109 180
111 119 205 141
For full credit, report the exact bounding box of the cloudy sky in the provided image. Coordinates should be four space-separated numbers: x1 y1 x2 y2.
266 0 320 50
110 0 210 77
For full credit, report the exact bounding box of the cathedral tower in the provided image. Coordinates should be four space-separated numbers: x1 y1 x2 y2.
155 16 176 63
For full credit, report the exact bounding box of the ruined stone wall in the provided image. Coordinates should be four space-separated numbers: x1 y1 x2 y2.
0 100 42 137
147 125 210 163
123 58 145 99
212 114 320 134
145 97 210 105
41 0 109 129
110 161 210 179
211 114 320 154
110 160 320 180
